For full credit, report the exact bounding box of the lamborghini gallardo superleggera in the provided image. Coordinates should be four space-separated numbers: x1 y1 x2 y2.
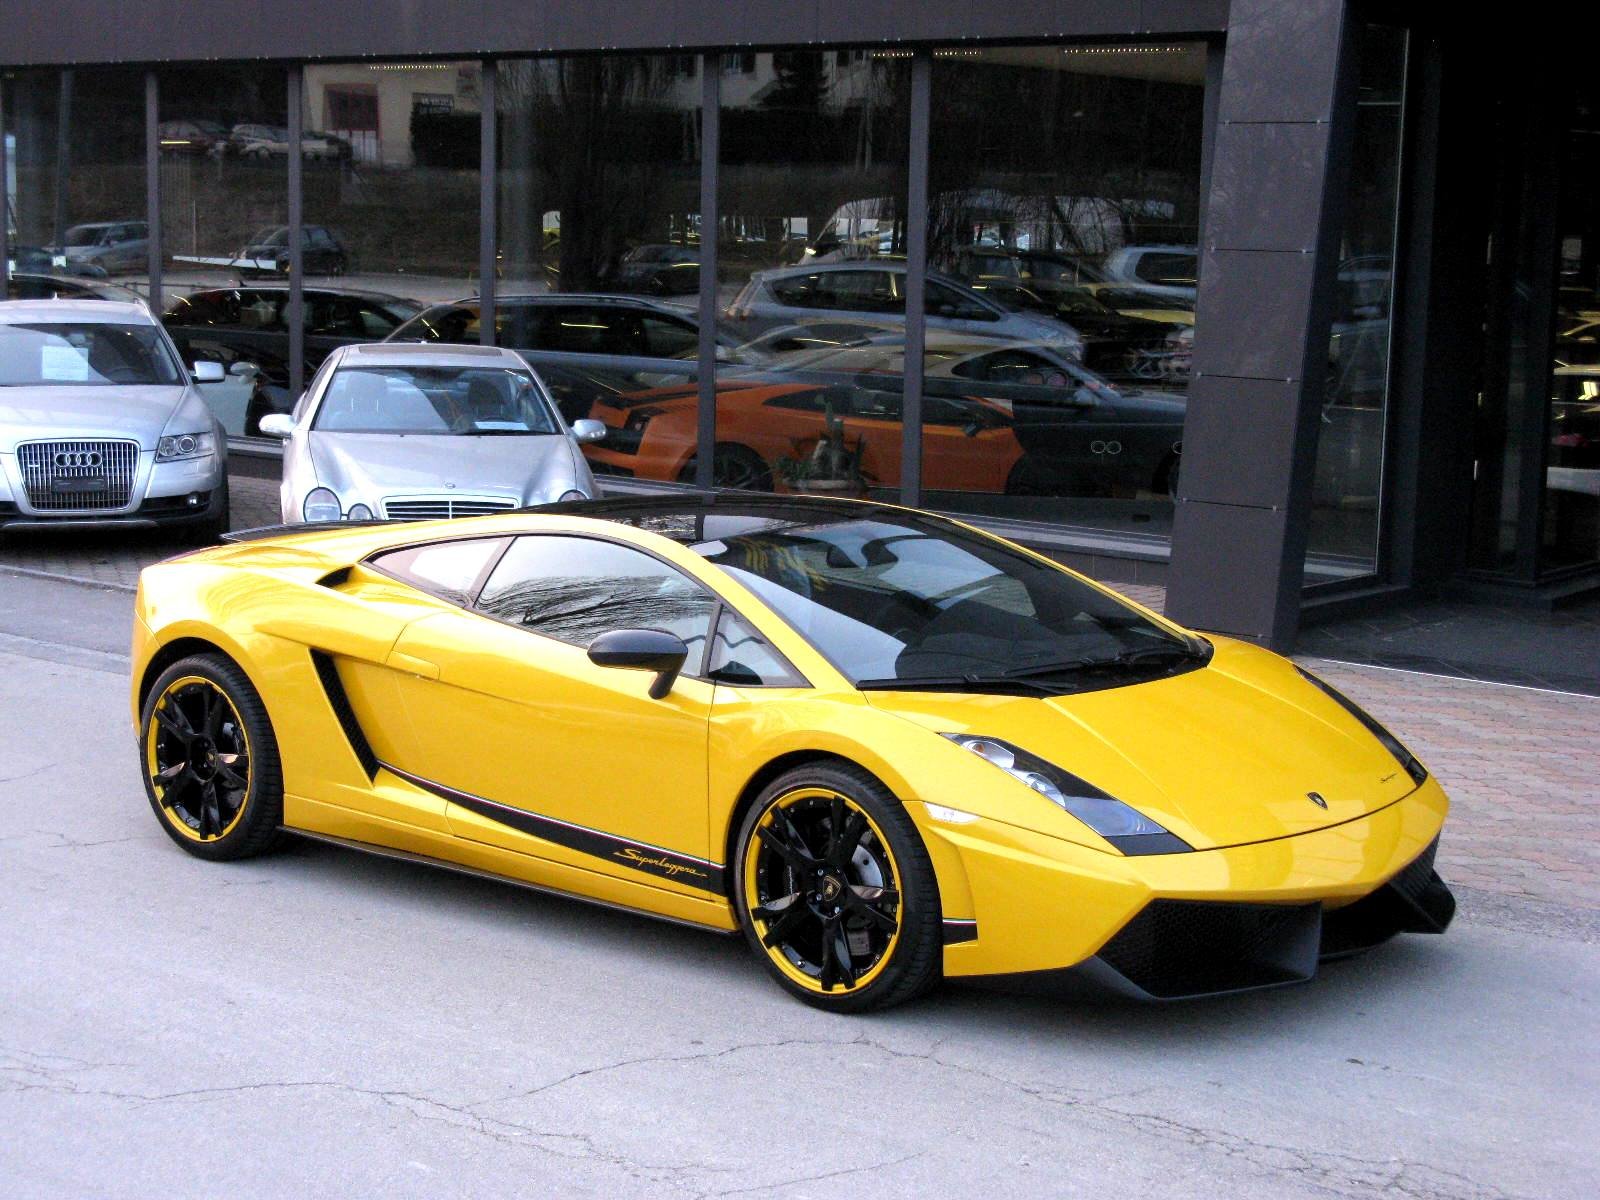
131 495 1455 1011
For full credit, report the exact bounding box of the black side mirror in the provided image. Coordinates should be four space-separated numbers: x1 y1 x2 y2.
588 629 690 699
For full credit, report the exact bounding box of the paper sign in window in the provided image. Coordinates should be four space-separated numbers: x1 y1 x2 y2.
40 344 92 382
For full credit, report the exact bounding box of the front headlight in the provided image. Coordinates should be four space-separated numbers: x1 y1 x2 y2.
942 734 1190 855
345 503 374 521
302 486 341 523
155 431 216 461
557 488 589 503
1295 666 1428 786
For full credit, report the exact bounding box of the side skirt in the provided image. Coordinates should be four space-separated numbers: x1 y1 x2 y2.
288 827 738 937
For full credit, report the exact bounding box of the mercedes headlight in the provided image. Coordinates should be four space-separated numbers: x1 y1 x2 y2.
942 734 1189 855
1295 667 1427 786
345 503 374 521
155 431 216 461
557 489 589 503
302 487 341 523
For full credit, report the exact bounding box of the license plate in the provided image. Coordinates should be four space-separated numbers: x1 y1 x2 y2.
52 476 107 494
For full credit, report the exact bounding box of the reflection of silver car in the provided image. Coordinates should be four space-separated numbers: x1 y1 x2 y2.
725 263 1085 358
260 343 606 523
52 221 150 276
0 300 229 538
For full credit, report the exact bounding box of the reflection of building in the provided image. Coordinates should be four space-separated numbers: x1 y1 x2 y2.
2 3 1596 663
304 62 482 167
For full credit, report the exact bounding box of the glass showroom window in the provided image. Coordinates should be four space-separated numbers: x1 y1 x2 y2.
491 53 703 478
4 67 147 303
301 61 477 336
709 50 913 500
1305 25 1409 586
922 44 1205 536
155 64 291 439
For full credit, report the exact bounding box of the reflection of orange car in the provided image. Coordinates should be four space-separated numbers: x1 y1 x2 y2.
582 379 1025 493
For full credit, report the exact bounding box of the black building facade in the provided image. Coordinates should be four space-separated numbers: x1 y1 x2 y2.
3 1 1594 652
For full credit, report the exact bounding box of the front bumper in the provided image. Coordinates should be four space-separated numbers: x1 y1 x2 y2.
919 775 1453 998
0 450 225 531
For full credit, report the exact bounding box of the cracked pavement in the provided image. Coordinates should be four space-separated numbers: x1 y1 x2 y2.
0 570 1594 1198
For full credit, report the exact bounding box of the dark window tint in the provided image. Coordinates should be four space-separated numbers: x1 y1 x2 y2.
370 538 507 607
708 611 803 687
477 536 717 660
925 281 995 321
640 314 698 358
1132 252 1197 287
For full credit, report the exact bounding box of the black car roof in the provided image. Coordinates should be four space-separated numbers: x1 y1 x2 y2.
525 492 945 543
171 284 414 305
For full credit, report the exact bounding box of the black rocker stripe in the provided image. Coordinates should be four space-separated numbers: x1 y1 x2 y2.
377 759 726 893
943 919 978 945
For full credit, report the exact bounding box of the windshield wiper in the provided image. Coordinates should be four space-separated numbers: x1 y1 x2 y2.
855 673 1069 696
1003 643 1205 678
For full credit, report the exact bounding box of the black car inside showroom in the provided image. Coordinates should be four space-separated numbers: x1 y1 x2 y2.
3 0 1595 688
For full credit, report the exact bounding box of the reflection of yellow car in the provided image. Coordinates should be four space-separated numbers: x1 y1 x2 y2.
130 495 1454 1011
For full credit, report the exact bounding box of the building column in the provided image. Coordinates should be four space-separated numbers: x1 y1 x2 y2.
1165 0 1358 648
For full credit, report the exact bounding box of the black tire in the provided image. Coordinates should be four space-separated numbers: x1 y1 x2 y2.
1006 455 1070 497
1157 451 1181 501
139 653 285 862
678 443 773 492
732 762 942 1013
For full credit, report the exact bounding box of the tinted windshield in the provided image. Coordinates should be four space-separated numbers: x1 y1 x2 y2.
64 227 105 248
689 512 1199 687
312 365 559 435
0 322 184 387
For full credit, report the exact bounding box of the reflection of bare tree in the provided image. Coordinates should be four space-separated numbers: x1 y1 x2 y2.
478 574 713 648
499 58 697 290
926 59 1204 264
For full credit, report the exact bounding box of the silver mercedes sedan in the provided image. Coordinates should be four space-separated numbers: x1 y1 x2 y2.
259 343 604 524
0 299 229 539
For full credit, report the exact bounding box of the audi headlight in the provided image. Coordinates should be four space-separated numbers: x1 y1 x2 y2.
302 487 341 523
1295 667 1427 786
155 431 216 461
942 734 1190 855
345 503 374 521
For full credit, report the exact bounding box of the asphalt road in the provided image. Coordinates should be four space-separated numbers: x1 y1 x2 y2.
1 569 1594 1199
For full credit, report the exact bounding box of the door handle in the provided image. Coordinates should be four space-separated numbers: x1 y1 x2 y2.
388 650 440 680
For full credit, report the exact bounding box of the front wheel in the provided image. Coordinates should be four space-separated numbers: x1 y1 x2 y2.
140 654 284 861
733 763 942 1012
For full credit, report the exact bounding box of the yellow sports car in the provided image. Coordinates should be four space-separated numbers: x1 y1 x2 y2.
130 495 1455 1011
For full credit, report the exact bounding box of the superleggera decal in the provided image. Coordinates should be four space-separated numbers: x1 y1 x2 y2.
378 760 725 893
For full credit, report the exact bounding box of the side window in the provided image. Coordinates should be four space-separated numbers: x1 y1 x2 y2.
769 272 824 308
829 271 903 314
476 536 717 666
708 611 804 687
926 282 995 322
1133 252 1198 287
369 538 507 607
640 314 698 358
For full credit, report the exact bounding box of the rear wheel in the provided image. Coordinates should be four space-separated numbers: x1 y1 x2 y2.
140 654 284 861
733 763 941 1012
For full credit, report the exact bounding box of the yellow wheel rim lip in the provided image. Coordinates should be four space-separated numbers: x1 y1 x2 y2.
742 786 903 995
145 674 252 843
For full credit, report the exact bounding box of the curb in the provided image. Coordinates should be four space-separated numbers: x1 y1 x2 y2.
0 564 138 594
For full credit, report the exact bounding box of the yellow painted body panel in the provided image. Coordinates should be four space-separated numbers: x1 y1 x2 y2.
130 509 1453 981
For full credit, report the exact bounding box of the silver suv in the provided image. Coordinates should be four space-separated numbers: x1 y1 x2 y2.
0 300 229 540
